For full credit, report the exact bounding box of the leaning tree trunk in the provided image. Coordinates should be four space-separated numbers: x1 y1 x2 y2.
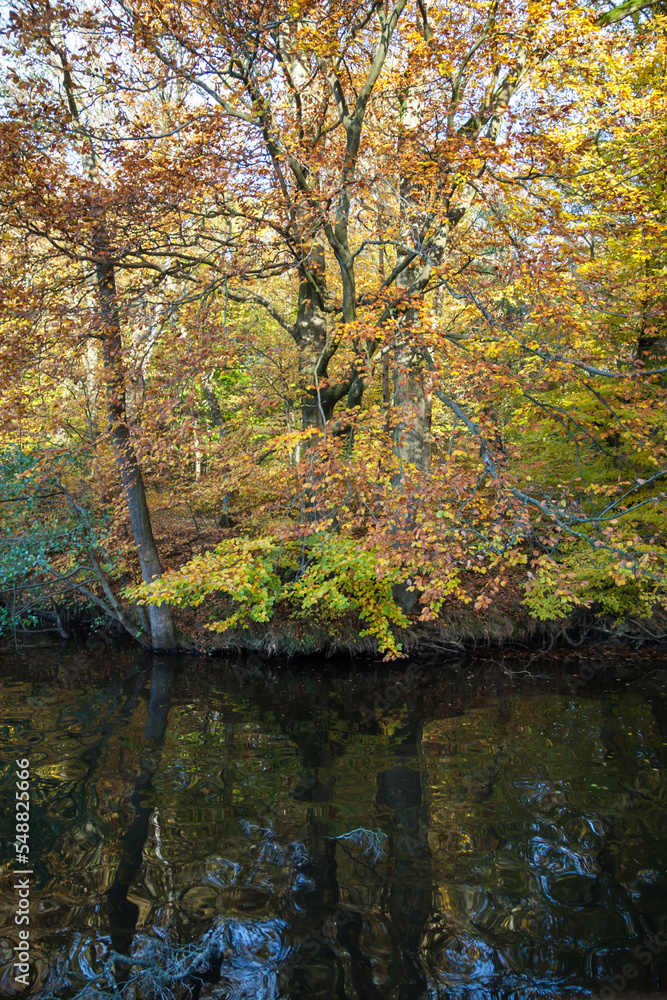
97 258 177 650
51 33 176 651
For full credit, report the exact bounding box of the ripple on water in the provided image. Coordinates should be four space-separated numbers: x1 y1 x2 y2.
0 652 666 999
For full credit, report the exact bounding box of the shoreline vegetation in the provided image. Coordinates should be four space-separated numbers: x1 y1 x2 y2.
1 1 667 658
3 592 666 660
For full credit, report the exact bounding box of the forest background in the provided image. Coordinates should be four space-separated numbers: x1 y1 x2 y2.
0 0 666 658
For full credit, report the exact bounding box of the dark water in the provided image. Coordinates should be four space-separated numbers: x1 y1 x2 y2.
1 645 667 1000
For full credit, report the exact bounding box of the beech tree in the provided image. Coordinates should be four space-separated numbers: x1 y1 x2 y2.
1 0 666 655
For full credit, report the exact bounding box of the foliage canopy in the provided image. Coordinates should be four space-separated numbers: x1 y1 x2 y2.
1 0 666 654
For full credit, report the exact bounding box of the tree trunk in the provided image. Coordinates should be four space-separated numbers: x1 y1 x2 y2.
391 262 432 478
97 258 177 650
391 64 433 480
52 38 175 651
294 238 338 434
392 341 432 477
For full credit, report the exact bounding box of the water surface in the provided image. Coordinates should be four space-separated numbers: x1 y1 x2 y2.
1 644 666 999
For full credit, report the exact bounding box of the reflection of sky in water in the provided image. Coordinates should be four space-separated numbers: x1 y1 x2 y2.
0 650 666 998
130 917 291 1000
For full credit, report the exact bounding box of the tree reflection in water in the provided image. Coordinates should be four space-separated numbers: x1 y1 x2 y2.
107 660 174 966
0 650 666 999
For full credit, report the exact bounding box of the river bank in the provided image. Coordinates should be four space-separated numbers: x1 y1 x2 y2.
193 606 667 659
2 598 667 661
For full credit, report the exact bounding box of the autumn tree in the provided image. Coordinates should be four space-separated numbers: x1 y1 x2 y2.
1 0 666 654
0 0 232 647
